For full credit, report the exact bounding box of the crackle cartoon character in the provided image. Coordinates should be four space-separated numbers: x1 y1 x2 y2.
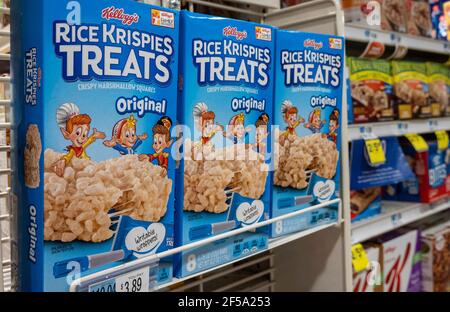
223 112 252 144
52 102 105 177
254 113 269 155
304 108 326 134
281 100 304 138
193 102 223 147
138 116 173 170
103 115 148 155
327 109 339 144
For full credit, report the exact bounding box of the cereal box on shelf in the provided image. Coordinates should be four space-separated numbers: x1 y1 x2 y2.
350 187 382 222
376 229 422 292
420 220 450 292
270 30 344 237
392 60 431 119
426 62 449 117
12 0 179 291
430 0 448 40
406 0 432 37
175 11 273 278
348 57 395 123
353 244 382 292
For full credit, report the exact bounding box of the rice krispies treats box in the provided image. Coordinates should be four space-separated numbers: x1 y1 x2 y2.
426 62 449 117
175 11 273 278
392 61 432 119
349 57 395 123
270 30 344 238
12 0 179 291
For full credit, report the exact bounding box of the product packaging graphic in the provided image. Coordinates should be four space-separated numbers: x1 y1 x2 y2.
348 57 395 123
350 187 381 222
271 30 344 237
426 62 449 117
392 60 431 120
352 244 382 292
175 11 273 277
12 0 179 291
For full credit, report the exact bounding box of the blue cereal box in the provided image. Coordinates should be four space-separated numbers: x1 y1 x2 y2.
271 30 344 237
175 11 273 278
12 0 179 291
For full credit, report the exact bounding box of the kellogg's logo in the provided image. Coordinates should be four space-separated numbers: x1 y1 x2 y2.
223 26 247 40
304 39 323 50
255 26 272 41
101 6 139 26
151 9 175 28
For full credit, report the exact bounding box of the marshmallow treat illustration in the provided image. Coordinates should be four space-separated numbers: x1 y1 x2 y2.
254 113 269 155
327 109 340 144
138 116 173 170
223 112 252 144
281 100 305 137
193 102 224 147
103 115 148 155
52 102 106 177
304 108 326 134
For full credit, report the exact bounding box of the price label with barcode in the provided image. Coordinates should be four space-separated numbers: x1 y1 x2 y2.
116 267 149 292
365 138 386 166
351 243 369 273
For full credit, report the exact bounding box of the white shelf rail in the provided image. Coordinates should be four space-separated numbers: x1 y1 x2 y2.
70 198 341 292
348 117 450 141
351 199 450 244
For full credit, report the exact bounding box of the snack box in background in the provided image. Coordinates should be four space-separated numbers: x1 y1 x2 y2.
426 62 449 117
430 0 448 40
392 60 431 119
270 30 344 237
375 229 422 292
351 187 382 223
341 0 407 32
395 134 447 203
12 0 179 291
348 57 395 123
353 244 382 292
406 0 432 37
175 11 273 278
420 220 450 292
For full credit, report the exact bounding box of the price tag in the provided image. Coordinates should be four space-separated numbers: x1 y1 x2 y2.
116 267 149 292
428 119 439 131
351 243 369 273
365 138 386 166
404 133 428 152
391 212 402 226
89 279 116 292
397 122 409 135
435 130 449 151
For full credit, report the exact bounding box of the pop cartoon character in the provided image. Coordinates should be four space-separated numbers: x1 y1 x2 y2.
304 108 326 133
52 102 105 177
223 112 252 144
103 115 148 155
254 113 269 155
327 109 339 144
193 102 223 147
281 100 304 137
138 116 173 170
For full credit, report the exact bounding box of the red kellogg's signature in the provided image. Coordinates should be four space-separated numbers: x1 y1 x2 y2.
102 6 139 26
223 26 247 40
304 39 323 50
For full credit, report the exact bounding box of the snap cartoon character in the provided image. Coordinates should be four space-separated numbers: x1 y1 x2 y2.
103 115 148 155
304 108 326 134
327 109 339 144
193 102 224 147
52 102 105 177
138 116 173 170
281 100 304 138
254 113 269 155
223 112 252 144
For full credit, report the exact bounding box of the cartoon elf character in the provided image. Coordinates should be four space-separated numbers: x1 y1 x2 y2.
193 102 223 147
52 102 105 177
103 115 148 155
138 116 173 170
327 109 340 144
223 112 252 144
254 113 269 155
281 100 304 137
304 108 326 134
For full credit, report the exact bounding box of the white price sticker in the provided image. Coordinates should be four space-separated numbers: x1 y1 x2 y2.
391 213 402 226
397 122 409 135
428 119 439 131
116 267 149 293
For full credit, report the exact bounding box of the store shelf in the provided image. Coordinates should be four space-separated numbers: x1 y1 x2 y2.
348 117 450 141
157 220 341 290
351 199 450 244
70 198 341 292
345 24 450 55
